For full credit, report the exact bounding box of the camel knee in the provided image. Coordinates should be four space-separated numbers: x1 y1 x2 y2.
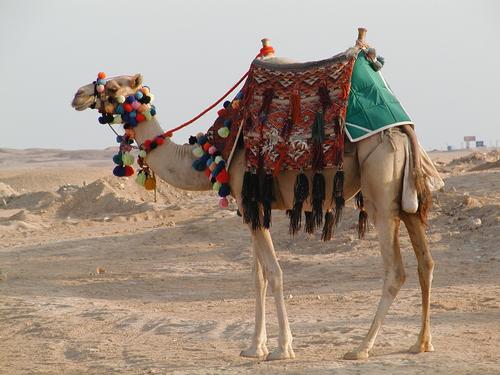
266 266 283 294
386 266 405 296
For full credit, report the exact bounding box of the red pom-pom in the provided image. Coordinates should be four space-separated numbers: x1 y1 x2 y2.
216 168 229 184
97 72 106 79
156 137 164 145
204 168 211 177
124 165 134 176
217 108 226 117
203 142 211 152
136 113 145 122
164 131 173 138
123 103 133 113
143 139 152 149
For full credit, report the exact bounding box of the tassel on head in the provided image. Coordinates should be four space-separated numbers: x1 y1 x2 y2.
321 210 334 241
312 173 325 228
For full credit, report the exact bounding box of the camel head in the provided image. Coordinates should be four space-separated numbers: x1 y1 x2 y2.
71 73 143 112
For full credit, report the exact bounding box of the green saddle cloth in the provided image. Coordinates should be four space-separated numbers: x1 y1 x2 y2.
346 52 413 142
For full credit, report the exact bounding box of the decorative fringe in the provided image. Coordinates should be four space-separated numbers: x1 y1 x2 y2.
241 171 260 230
321 210 335 241
259 88 274 123
318 85 332 112
291 89 301 124
311 111 325 143
312 173 325 228
289 172 309 235
304 212 315 234
311 141 324 171
332 170 345 226
261 173 274 229
355 191 364 210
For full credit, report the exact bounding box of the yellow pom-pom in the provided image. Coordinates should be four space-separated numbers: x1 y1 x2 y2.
144 177 156 190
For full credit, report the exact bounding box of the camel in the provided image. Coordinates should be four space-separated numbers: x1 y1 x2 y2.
71 32 441 361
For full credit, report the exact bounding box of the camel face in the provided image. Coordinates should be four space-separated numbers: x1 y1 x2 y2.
71 74 143 111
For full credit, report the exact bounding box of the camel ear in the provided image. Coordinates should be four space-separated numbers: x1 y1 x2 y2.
130 73 143 89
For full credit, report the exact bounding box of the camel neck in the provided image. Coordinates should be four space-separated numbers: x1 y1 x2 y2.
132 118 212 192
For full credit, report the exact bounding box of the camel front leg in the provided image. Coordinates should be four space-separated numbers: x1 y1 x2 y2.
401 213 435 353
253 227 295 360
344 214 406 360
240 238 269 358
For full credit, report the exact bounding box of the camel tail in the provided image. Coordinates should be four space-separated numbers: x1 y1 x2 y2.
402 124 432 226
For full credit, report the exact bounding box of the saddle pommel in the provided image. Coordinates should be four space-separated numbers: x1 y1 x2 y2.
260 38 275 58
356 27 368 47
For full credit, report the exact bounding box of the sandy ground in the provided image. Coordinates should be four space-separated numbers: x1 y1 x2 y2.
0 147 499 374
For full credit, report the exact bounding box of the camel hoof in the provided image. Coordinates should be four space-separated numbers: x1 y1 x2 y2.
409 342 435 353
266 345 295 361
240 345 269 359
343 349 369 360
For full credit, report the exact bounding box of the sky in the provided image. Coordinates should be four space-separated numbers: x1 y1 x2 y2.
0 0 498 151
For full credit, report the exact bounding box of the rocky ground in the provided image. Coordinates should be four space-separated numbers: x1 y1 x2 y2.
0 147 499 374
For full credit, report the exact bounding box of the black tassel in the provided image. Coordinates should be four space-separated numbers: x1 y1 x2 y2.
241 171 261 230
304 212 315 234
355 191 364 210
332 170 345 226
321 210 335 241
289 172 309 235
358 210 368 239
312 173 325 228
261 174 274 229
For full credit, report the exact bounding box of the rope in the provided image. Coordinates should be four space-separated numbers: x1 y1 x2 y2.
162 70 250 137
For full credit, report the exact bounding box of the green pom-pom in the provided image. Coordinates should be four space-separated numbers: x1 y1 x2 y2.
122 153 135 166
192 146 204 158
212 182 222 192
214 156 223 164
135 171 146 186
139 150 147 158
112 115 122 124
217 127 230 138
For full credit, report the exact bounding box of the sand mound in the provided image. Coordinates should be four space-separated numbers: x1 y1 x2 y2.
6 191 59 211
469 159 500 172
448 150 499 167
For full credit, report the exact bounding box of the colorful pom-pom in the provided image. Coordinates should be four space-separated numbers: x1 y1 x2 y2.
197 135 207 145
208 146 217 155
116 95 125 104
112 154 122 165
122 153 134 166
97 72 106 79
192 159 205 171
217 127 230 138
144 177 156 190
203 142 211 152
204 168 211 177
141 87 150 95
148 94 155 102
135 91 144 100
129 111 137 119
208 162 216 172
139 150 147 158
219 196 229 208
131 101 141 110
116 135 123 143
235 91 244 100
212 182 222 192
223 100 231 108
223 119 232 127
214 156 223 164
112 115 122 124
113 165 126 177
216 169 230 184
124 165 134 177
96 84 105 93
97 79 106 85
98 116 107 124
135 171 146 186
126 95 135 103
136 113 145 122
115 104 124 114
188 136 197 145
156 137 164 145
150 107 156 116
123 103 133 113
192 146 204 158
218 184 230 197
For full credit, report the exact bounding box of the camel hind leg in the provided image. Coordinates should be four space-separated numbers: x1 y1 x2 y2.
401 212 435 353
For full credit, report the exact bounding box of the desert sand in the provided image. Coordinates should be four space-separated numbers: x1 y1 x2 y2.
0 147 499 374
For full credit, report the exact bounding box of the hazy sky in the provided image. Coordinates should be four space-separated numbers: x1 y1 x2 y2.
1 0 498 150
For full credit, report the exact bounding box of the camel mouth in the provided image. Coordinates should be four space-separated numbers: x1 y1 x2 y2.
71 92 94 111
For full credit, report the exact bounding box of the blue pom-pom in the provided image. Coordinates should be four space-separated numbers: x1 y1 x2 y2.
98 116 107 124
129 111 136 119
235 91 244 100
197 135 207 145
150 107 156 116
113 154 122 164
199 153 210 165
126 95 135 103
223 100 231 108
218 184 230 197
128 118 137 127
212 162 224 177
135 91 144 100
192 159 205 171
116 135 123 143
97 79 106 85
217 160 225 168
116 104 124 114
223 119 232 128
206 157 214 167
113 165 126 177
